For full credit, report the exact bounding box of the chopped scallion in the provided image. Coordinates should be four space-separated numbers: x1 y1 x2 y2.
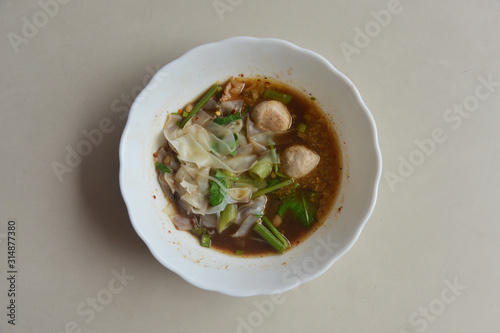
236 250 244 255
201 234 211 247
191 227 208 236
297 123 307 133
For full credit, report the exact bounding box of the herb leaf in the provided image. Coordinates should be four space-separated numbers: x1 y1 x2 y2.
213 113 241 125
155 162 171 174
209 170 229 206
278 190 317 228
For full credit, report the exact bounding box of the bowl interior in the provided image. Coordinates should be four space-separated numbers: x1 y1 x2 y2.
120 37 381 296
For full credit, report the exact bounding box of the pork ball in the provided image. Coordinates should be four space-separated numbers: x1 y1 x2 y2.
282 145 320 178
251 100 291 132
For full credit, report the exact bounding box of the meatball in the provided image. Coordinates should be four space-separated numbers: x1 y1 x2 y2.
251 100 291 132
282 145 320 179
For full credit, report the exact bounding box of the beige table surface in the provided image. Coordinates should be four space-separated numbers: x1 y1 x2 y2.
1 1 500 332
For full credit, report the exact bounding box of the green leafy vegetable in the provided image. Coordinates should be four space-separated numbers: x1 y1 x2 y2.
178 83 219 128
213 113 241 125
209 170 230 206
155 162 171 174
264 89 292 104
278 190 317 228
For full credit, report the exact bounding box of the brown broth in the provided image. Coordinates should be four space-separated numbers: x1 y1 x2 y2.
159 76 343 256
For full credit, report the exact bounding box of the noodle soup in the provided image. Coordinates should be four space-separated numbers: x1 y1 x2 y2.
155 76 342 256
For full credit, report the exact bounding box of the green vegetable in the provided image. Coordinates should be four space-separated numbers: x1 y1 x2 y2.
218 204 237 233
269 141 279 173
222 169 237 179
178 83 219 128
234 174 268 190
251 178 294 199
155 162 171 174
266 178 282 187
182 111 189 118
278 190 317 228
217 170 231 188
264 89 292 104
249 151 276 180
275 171 288 178
191 227 208 236
253 223 287 253
209 170 230 206
297 123 307 133
262 216 289 249
311 97 316 101
213 113 241 125
236 250 244 255
249 162 273 181
201 234 211 247
241 106 250 116
230 134 238 156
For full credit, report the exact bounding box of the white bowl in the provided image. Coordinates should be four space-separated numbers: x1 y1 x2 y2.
119 37 382 297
